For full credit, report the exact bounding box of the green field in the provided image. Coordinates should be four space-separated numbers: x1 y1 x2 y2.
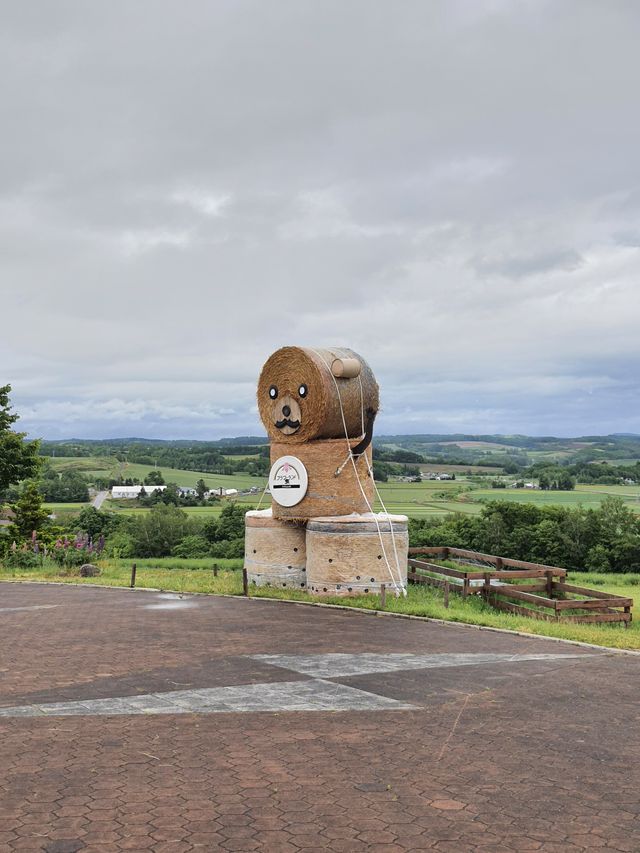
44 502 92 517
418 463 504 474
469 484 640 512
102 495 261 518
47 456 265 491
373 479 481 517
43 457 640 520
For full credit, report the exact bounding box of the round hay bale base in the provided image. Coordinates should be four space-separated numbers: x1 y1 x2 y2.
306 513 408 596
244 509 307 590
270 438 374 521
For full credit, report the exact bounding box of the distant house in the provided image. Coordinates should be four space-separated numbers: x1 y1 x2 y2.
178 487 198 497
224 488 239 497
111 485 167 499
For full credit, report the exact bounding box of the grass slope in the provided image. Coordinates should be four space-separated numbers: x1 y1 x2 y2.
1 560 637 651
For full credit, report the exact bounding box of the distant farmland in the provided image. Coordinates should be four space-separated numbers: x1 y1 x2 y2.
44 454 640 520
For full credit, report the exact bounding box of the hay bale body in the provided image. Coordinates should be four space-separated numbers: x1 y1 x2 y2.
258 346 379 444
244 509 307 589
306 514 408 596
270 438 374 521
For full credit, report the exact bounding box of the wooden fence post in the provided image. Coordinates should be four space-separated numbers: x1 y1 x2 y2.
380 583 386 609
545 570 553 598
130 563 137 588
483 572 491 601
213 564 218 577
242 567 249 597
443 580 450 609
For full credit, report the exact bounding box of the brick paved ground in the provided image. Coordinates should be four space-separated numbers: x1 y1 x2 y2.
0 582 639 852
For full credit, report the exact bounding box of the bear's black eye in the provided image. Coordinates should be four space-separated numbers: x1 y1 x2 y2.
269 386 278 399
299 384 308 398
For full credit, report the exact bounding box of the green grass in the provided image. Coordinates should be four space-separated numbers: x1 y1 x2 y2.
1 559 637 651
0 558 244 596
44 502 92 512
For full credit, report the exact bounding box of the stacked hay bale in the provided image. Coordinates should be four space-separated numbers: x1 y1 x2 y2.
244 346 408 596
244 509 307 590
306 513 408 596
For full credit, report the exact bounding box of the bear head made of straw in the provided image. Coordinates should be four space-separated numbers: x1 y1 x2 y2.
257 346 380 446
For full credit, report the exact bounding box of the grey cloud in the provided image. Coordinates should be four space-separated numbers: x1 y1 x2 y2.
2 0 640 438
473 249 584 279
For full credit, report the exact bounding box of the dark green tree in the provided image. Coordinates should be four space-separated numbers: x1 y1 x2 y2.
215 503 247 542
160 483 180 505
128 505 194 557
0 385 40 498
556 471 575 491
40 467 89 502
196 478 207 500
9 481 50 540
75 507 119 539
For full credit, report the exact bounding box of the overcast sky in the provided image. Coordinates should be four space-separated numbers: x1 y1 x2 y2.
2 0 640 441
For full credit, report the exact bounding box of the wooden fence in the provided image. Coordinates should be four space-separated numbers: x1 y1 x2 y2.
408 547 632 627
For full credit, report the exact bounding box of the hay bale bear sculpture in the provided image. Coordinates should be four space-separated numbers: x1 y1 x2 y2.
244 346 408 596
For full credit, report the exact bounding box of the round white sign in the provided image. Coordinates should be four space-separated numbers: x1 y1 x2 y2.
268 455 308 507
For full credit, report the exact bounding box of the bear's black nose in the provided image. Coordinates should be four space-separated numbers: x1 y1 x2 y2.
282 405 291 417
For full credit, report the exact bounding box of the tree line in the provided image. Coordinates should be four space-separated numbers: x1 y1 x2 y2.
409 499 640 573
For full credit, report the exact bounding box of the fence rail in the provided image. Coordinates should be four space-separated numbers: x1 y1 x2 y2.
407 546 632 626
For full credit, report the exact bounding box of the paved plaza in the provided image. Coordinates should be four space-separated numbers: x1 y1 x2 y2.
0 582 639 852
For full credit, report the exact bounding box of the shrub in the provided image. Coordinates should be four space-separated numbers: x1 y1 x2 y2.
585 544 611 573
49 546 91 569
3 548 41 569
172 535 211 558
210 537 245 558
104 531 136 559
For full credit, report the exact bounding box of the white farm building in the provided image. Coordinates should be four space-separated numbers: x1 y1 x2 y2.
111 485 167 499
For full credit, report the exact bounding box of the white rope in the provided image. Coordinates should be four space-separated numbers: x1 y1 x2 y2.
357 376 406 596
255 481 270 511
311 349 406 596
334 452 352 477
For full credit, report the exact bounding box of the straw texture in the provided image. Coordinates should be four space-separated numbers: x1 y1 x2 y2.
306 513 409 596
244 509 307 589
258 346 379 444
270 438 374 521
